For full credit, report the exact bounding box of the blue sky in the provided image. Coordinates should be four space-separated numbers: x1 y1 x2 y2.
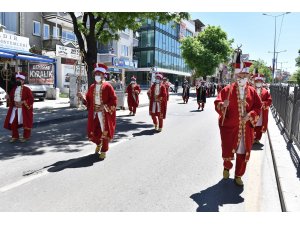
191 12 300 74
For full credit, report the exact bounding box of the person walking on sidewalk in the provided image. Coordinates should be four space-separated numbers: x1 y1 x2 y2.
126 76 141 116
147 73 167 132
77 63 117 160
214 49 262 186
4 72 34 143
253 73 272 144
174 79 179 93
196 80 207 111
182 79 190 104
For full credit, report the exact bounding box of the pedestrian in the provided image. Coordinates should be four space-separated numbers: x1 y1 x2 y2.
253 73 272 144
147 73 167 132
126 76 141 116
77 63 117 160
174 79 179 93
214 49 262 186
182 79 190 103
4 72 34 142
162 76 170 101
196 80 207 111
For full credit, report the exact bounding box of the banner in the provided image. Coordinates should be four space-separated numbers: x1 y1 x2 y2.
28 63 54 84
0 32 30 52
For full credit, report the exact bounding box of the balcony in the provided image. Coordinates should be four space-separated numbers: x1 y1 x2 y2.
43 37 78 51
42 12 73 29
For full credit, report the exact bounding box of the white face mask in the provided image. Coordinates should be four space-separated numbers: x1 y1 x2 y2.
237 77 248 87
95 76 102 83
155 79 160 84
255 82 262 88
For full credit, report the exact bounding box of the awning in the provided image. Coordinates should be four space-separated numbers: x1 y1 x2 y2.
0 48 55 63
15 54 55 63
0 51 15 59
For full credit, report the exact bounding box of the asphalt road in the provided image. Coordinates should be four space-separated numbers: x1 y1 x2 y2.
0 95 281 211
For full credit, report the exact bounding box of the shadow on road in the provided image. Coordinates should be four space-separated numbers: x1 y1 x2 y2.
190 179 244 212
190 110 202 113
132 129 156 137
0 116 153 160
252 143 264 151
45 153 100 172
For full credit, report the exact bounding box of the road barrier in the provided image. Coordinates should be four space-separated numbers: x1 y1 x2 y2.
270 84 300 149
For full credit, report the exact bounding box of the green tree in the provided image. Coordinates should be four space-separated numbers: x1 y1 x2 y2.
290 69 300 85
69 12 189 86
249 59 272 83
180 25 233 79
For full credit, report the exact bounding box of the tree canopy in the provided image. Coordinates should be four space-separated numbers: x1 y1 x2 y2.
69 12 190 86
249 59 273 83
180 25 233 79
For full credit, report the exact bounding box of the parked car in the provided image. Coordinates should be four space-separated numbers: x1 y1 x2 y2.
0 87 6 105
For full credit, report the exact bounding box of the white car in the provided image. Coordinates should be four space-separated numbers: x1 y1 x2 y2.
0 87 6 105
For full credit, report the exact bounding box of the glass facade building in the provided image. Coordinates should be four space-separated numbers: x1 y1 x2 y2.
128 19 195 87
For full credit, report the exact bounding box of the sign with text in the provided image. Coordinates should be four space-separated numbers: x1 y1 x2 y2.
56 45 80 60
28 63 54 84
0 32 30 52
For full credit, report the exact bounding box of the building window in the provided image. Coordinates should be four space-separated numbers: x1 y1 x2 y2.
53 26 60 39
43 24 50 39
62 30 76 41
0 12 18 33
121 45 129 57
140 30 154 48
33 21 41 36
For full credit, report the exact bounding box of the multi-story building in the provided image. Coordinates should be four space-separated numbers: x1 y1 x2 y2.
97 28 138 82
0 12 56 99
127 18 205 87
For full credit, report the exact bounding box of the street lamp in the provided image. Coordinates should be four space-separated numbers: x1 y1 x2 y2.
268 49 287 71
262 12 290 80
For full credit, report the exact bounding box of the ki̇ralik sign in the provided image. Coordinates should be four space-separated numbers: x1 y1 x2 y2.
0 32 30 52
28 63 54 84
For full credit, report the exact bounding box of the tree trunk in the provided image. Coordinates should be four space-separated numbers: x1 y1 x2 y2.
85 38 98 87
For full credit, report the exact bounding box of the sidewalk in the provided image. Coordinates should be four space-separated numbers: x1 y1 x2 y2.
267 107 300 211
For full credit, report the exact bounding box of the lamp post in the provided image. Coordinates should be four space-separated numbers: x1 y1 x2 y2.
262 12 290 80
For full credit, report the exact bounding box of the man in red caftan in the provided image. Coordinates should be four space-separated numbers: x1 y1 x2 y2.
78 63 117 160
147 73 167 132
4 72 34 143
214 52 262 186
162 76 170 102
126 76 141 116
253 73 272 143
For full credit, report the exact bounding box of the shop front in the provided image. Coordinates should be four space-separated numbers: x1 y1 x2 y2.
0 32 56 99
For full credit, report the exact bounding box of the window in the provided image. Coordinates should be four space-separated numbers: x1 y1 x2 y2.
33 21 41 36
53 26 60 39
121 45 129 57
62 30 76 41
43 24 50 39
0 12 18 33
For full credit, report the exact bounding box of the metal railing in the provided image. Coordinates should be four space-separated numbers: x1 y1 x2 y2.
270 84 300 148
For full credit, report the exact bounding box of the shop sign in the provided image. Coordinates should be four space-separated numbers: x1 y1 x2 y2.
28 63 54 84
0 32 30 52
56 45 80 60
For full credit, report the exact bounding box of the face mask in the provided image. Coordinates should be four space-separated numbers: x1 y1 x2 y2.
255 83 262 88
16 80 22 86
155 79 160 84
237 77 248 87
95 76 101 83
